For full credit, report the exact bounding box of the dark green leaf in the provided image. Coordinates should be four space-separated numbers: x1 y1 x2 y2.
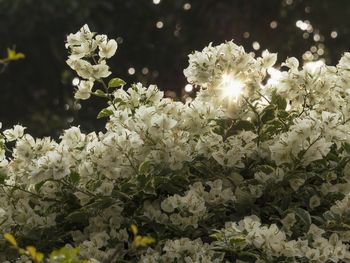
233 120 255 131
261 105 275 123
35 181 45 193
69 171 80 185
228 172 244 186
344 143 350 155
271 90 287 110
235 188 254 214
295 207 312 229
65 211 89 224
0 173 6 184
258 165 274 174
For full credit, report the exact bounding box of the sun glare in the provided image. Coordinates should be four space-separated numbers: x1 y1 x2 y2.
220 74 244 100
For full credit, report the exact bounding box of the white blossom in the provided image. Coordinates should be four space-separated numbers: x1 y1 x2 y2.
98 39 118 58
3 125 25 141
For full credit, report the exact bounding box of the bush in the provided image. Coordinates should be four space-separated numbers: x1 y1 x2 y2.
1 25 350 262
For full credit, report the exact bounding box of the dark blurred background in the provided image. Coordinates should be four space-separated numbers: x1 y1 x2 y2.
0 0 349 137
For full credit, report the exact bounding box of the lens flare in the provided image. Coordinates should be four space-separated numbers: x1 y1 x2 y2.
220 74 244 101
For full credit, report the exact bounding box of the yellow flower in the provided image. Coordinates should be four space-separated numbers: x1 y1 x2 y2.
3 233 17 247
0 48 25 64
3 233 44 263
26 246 44 263
130 224 156 248
130 224 138 235
133 236 156 247
6 48 25 61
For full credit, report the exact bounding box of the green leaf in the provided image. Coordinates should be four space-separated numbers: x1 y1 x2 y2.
97 108 114 119
113 97 126 107
136 173 149 186
344 143 350 155
271 90 287 110
295 207 312 229
50 247 88 263
0 173 6 184
119 182 135 194
35 181 45 193
235 188 254 214
228 172 244 186
94 89 108 98
143 180 156 195
83 198 115 211
261 105 275 123
277 110 289 119
108 78 126 88
65 211 89 224
138 160 152 175
323 211 338 221
233 120 255 131
69 171 80 185
258 165 274 174
153 176 167 188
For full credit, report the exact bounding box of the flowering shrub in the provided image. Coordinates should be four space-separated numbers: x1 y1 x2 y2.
1 24 350 262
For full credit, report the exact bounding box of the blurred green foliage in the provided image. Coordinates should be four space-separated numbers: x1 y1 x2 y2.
0 0 349 137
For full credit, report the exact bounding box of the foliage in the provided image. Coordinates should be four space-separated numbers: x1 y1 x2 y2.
2 24 350 262
3 233 88 263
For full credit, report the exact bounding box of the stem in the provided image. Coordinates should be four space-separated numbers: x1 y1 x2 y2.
60 179 98 198
243 97 261 146
1 183 58 202
292 134 323 168
277 115 289 131
297 87 309 118
256 90 270 104
122 151 139 175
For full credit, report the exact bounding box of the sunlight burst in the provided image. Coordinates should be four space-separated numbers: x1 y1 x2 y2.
220 74 244 100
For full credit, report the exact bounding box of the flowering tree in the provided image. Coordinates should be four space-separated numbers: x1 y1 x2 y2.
1 25 350 262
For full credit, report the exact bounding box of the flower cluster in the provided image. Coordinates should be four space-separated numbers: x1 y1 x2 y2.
66 24 118 100
213 216 350 262
140 238 224 263
2 25 350 262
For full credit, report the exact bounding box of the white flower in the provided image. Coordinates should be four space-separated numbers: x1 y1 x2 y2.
3 125 25 141
66 58 93 79
67 58 111 80
330 193 350 215
260 50 277 68
65 24 94 49
75 80 94 100
91 60 111 79
99 39 118 58
68 41 98 60
282 57 299 69
151 114 177 130
66 25 115 84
